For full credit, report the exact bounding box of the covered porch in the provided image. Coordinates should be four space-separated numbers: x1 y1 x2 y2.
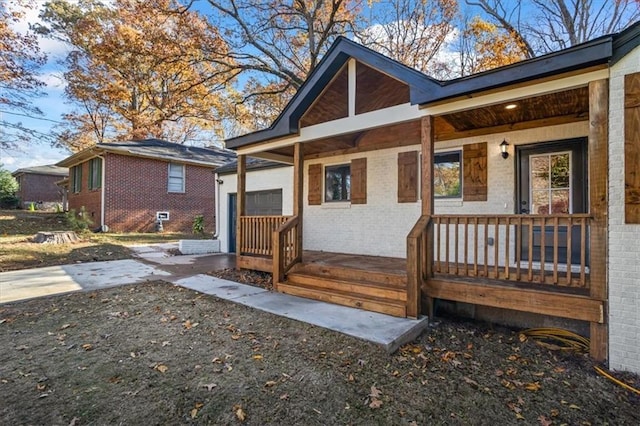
229 43 609 359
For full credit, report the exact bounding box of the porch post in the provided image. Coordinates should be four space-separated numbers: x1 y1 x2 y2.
293 142 304 259
588 79 608 362
421 115 435 319
236 154 246 269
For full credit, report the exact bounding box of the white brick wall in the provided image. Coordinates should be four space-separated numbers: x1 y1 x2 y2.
608 45 640 374
304 122 588 258
217 166 294 253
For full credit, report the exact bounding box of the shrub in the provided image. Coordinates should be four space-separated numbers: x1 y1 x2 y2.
65 206 93 231
192 214 205 234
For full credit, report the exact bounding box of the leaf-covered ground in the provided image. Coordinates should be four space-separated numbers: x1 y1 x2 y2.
1 281 638 425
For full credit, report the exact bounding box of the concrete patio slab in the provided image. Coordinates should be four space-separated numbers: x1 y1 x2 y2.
175 274 429 353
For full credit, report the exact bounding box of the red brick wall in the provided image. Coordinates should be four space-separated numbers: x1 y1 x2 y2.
103 154 215 233
16 173 65 206
68 161 102 228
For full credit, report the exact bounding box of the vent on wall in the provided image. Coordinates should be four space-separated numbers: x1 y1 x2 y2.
156 211 170 220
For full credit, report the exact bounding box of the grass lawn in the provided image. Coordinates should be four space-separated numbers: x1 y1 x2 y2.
0 210 208 272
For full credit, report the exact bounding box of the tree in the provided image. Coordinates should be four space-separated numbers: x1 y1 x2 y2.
38 0 236 150
465 0 640 57
202 0 365 131
356 0 458 76
0 0 47 148
0 163 19 207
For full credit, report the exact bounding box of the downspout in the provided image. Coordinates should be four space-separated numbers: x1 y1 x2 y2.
97 155 106 231
213 172 222 239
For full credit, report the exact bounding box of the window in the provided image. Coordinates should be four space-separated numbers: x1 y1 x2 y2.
529 152 571 214
434 151 461 198
88 158 102 190
325 164 350 202
168 162 185 193
71 165 82 193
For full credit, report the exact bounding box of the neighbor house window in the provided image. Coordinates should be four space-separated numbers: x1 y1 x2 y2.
88 158 102 190
434 151 461 198
72 165 82 193
168 162 185 193
325 164 350 202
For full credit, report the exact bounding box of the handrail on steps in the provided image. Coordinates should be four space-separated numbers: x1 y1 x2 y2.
272 215 301 288
406 214 432 319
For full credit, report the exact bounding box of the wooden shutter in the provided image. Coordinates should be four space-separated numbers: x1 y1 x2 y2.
351 158 367 204
308 163 322 205
463 142 487 201
625 72 640 223
398 151 418 203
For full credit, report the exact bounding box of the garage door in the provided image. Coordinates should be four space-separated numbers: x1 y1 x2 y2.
228 189 283 252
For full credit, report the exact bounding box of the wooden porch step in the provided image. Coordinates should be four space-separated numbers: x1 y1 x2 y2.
277 281 407 317
286 273 407 302
289 262 407 288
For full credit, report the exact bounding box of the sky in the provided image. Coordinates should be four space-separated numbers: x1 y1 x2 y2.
1 0 72 172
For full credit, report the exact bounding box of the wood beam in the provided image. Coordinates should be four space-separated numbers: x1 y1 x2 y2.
435 114 588 142
236 154 246 269
293 143 304 266
426 278 604 323
588 78 609 362
421 116 434 216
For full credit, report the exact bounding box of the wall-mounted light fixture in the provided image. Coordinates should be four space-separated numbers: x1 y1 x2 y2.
500 140 510 159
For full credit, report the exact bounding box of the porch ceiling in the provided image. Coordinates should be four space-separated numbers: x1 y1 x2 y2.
257 86 590 160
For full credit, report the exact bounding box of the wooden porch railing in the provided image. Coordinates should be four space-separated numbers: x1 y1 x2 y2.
432 214 591 288
239 216 291 256
406 215 432 319
273 215 302 286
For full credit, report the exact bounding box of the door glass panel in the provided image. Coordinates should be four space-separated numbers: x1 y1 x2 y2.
529 152 571 215
551 190 570 214
550 154 570 188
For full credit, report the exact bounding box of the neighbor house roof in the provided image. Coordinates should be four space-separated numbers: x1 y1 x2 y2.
226 21 640 149
215 157 292 175
56 138 236 168
12 165 69 177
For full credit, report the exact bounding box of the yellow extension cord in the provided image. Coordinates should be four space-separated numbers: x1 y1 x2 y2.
522 328 640 396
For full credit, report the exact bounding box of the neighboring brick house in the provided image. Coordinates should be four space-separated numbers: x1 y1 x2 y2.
56 139 235 233
11 165 68 209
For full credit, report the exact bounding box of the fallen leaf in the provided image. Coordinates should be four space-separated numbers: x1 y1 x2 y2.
190 408 198 419
36 383 46 391
525 382 541 391
519 333 528 342
569 404 580 410
280 393 289 400
203 383 217 391
265 381 277 387
81 344 93 351
369 398 383 409
538 415 552 426
252 354 263 360
234 405 246 422
348 374 355 382
312 408 322 414
155 364 168 373
60 323 74 330
463 376 479 388
550 409 559 417
69 417 80 426
370 385 382 398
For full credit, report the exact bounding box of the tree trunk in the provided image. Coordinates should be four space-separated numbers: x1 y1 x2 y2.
33 231 80 244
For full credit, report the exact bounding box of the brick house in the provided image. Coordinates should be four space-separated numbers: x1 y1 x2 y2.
11 165 68 209
56 139 234 233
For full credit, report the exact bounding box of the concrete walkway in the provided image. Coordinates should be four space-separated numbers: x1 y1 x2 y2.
0 244 429 352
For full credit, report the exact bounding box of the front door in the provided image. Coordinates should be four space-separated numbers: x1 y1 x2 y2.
516 138 588 264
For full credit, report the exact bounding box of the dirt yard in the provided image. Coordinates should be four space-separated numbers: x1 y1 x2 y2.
1 281 638 425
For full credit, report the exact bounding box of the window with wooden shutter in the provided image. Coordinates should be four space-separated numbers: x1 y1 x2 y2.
351 158 367 204
308 163 322 205
463 142 488 201
625 72 640 223
398 151 418 203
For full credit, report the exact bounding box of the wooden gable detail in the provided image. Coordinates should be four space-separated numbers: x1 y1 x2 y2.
300 66 349 128
350 158 367 204
356 62 410 114
462 142 488 202
308 163 322 205
397 151 418 203
625 71 640 223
